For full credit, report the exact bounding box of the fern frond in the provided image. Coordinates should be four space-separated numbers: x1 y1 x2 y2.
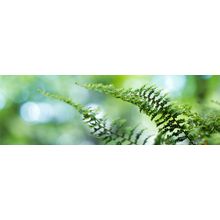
39 90 151 145
76 83 194 144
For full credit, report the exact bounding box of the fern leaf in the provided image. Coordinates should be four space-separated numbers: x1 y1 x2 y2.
39 90 150 145
77 83 194 144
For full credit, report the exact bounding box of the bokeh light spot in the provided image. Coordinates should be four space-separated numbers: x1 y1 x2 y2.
153 75 186 96
20 102 54 123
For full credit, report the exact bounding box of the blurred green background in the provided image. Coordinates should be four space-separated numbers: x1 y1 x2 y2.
0 75 219 144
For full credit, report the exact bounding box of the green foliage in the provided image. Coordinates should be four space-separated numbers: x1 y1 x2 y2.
186 108 220 144
39 90 152 145
77 83 193 144
39 82 220 145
